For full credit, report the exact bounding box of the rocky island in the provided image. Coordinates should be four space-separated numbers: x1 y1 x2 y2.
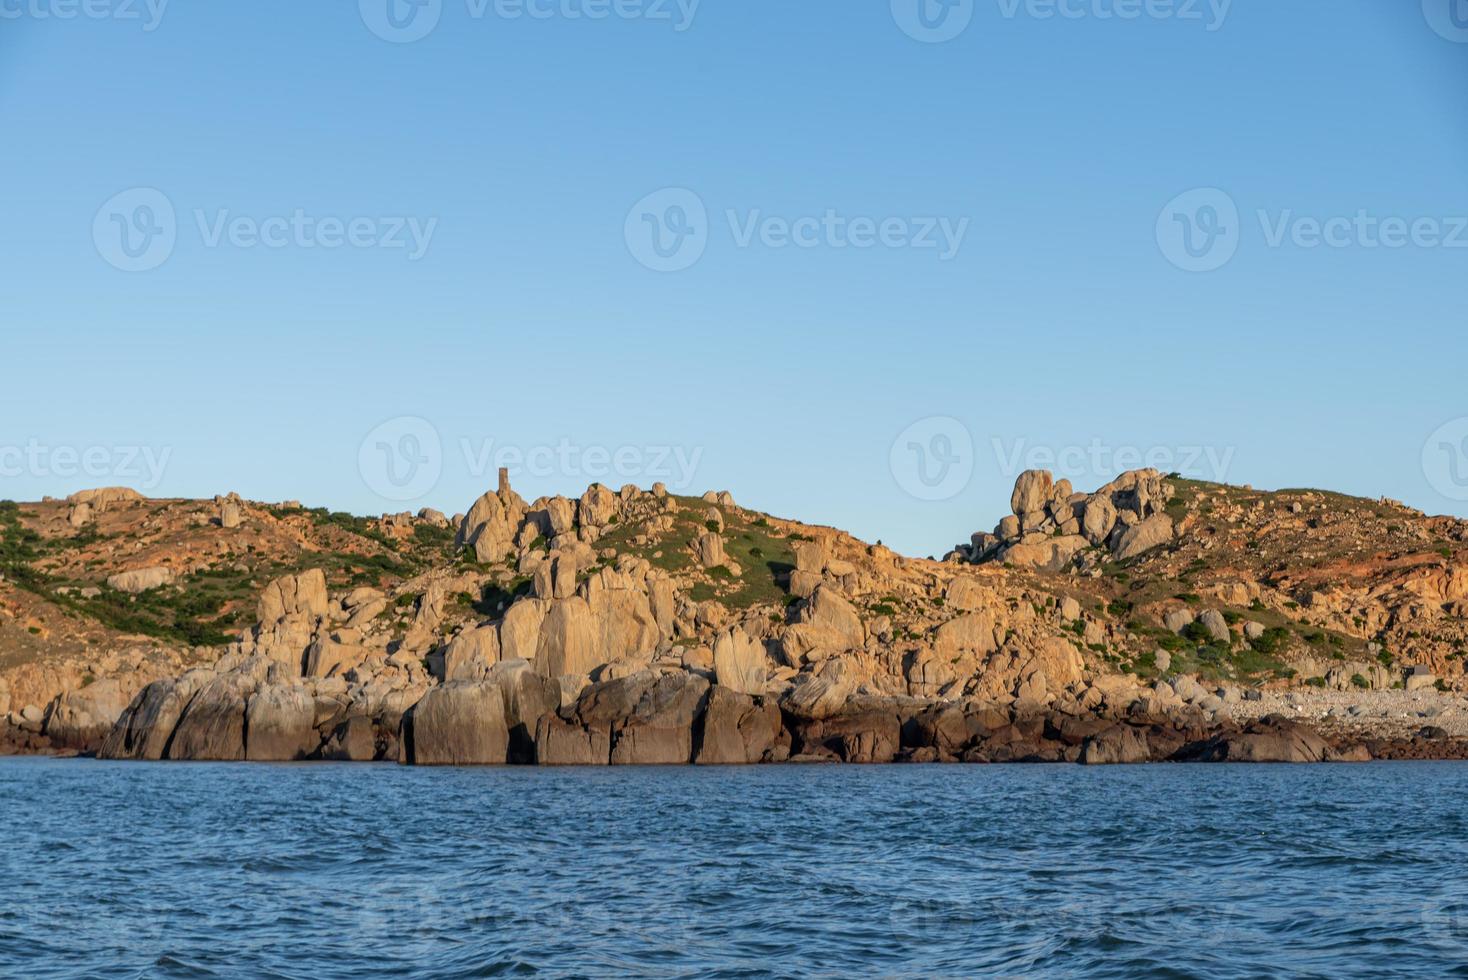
3 467 1467 766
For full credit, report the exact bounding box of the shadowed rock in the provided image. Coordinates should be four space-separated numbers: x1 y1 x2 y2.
244 685 318 761
695 686 786 764
406 682 509 765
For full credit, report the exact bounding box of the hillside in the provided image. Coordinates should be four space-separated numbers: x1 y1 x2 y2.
3 467 1466 764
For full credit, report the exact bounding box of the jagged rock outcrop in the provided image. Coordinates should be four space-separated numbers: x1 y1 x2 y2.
962 468 1176 570
536 670 710 765
58 464 1468 770
1113 514 1175 561
712 628 768 695
101 672 213 761
788 697 903 763
1079 724 1150 764
167 672 257 761
781 587 865 665
237 569 331 671
457 469 529 564
66 487 143 510
244 684 317 761
44 680 132 750
1195 718 1332 763
405 682 510 765
694 686 786 764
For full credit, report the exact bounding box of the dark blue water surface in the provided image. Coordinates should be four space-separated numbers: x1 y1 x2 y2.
3 759 1468 978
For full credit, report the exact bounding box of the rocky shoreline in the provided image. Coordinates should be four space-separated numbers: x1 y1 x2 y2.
6 664 1468 765
4 467 1467 768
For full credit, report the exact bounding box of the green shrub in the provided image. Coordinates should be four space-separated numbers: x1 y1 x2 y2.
1249 627 1291 656
1182 621 1215 644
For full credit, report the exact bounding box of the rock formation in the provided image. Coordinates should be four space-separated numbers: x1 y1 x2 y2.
0 462 1462 765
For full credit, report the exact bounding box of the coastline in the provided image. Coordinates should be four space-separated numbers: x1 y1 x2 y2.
7 679 1468 766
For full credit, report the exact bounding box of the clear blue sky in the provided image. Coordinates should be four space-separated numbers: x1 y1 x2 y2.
1 0 1465 556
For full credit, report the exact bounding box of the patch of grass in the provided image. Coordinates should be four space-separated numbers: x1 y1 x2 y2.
1249 626 1291 657
411 523 455 550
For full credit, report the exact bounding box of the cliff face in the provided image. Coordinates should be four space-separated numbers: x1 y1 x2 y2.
3 467 1467 763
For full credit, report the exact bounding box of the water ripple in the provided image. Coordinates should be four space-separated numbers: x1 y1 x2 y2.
2 760 1467 977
